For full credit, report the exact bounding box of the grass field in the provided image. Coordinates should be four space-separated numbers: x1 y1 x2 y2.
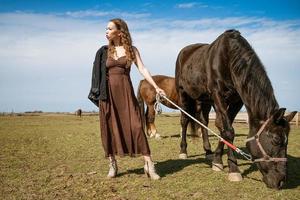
0 114 300 200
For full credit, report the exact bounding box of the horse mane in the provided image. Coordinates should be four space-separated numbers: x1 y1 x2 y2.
223 30 279 119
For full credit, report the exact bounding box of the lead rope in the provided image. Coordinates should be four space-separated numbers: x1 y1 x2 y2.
155 93 253 161
154 94 162 115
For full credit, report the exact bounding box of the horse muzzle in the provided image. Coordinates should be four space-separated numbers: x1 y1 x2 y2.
262 171 286 189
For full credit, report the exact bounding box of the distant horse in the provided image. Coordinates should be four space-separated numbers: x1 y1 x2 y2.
75 109 82 117
175 29 296 189
137 75 213 157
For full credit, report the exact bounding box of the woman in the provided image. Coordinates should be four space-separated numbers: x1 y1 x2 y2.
88 18 166 180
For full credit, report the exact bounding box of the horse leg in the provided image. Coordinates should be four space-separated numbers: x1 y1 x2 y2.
212 92 242 181
211 110 225 171
224 100 243 181
179 112 189 159
178 91 194 159
198 103 213 160
146 105 157 138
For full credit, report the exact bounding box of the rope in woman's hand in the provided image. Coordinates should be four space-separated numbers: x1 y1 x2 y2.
154 93 164 115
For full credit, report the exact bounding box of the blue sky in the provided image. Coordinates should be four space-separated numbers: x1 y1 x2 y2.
1 0 300 20
0 0 299 112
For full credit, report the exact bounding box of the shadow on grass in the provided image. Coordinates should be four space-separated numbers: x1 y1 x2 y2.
117 168 144 177
241 163 262 182
156 157 211 177
117 156 211 178
169 134 200 138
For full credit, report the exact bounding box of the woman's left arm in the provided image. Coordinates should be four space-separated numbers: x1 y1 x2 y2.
133 47 166 96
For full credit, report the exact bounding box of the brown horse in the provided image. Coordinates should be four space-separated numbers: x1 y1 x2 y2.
137 75 213 157
175 29 296 189
137 75 179 138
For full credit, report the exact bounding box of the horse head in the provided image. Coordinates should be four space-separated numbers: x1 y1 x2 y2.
247 108 297 189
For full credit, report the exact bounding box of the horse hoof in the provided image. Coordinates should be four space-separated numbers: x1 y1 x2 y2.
205 153 214 161
212 163 223 171
155 133 161 140
179 153 188 159
228 173 243 182
149 133 155 138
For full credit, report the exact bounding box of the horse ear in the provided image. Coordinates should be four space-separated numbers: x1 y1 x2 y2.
273 108 286 124
284 111 297 122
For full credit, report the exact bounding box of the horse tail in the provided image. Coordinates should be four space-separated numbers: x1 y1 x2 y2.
187 104 199 137
137 80 146 132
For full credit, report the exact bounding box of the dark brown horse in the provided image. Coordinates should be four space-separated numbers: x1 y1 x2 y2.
75 109 82 117
137 75 213 157
175 29 297 189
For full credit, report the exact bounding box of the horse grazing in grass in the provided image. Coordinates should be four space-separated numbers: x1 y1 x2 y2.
137 75 213 157
175 29 297 189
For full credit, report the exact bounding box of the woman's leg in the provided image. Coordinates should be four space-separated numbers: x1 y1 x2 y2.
143 155 160 180
107 155 118 178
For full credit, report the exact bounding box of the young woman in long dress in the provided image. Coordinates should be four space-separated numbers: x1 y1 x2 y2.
96 18 166 180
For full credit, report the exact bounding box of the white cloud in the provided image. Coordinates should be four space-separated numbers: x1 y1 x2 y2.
176 2 208 9
64 9 150 19
65 10 111 18
0 11 299 112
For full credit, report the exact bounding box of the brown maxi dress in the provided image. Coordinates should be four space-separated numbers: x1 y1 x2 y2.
99 55 151 157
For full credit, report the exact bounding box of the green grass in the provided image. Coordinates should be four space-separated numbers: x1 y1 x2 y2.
0 114 300 200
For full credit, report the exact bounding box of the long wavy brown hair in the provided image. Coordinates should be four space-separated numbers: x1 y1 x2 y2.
108 18 136 66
